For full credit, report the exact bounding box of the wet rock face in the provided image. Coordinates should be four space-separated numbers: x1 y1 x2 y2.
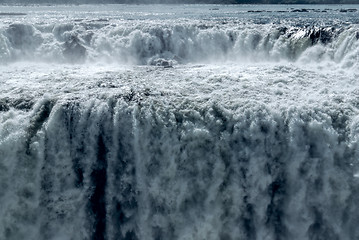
150 58 173 68
309 27 336 45
280 26 337 46
291 9 309 12
63 35 87 63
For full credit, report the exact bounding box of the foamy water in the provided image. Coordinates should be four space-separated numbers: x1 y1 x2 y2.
1 4 359 240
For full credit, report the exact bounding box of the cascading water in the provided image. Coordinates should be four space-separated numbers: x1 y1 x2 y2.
1 20 359 67
2 96 359 240
1 4 359 240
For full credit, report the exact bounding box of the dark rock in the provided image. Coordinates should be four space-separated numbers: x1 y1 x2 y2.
151 58 173 68
0 100 9 111
309 27 334 45
291 9 309 12
278 27 288 35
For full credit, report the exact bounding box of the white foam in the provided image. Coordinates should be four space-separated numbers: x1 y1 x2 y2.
1 4 359 240
1 12 358 68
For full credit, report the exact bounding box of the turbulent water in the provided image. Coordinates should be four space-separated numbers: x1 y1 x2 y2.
1 4 359 240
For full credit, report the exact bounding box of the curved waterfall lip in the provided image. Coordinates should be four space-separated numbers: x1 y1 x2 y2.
0 4 358 67
0 21 358 66
1 4 359 240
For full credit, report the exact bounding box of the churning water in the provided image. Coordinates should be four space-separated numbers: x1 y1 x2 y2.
1 4 359 240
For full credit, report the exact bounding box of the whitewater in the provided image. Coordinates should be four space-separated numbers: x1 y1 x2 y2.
1 4 359 240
